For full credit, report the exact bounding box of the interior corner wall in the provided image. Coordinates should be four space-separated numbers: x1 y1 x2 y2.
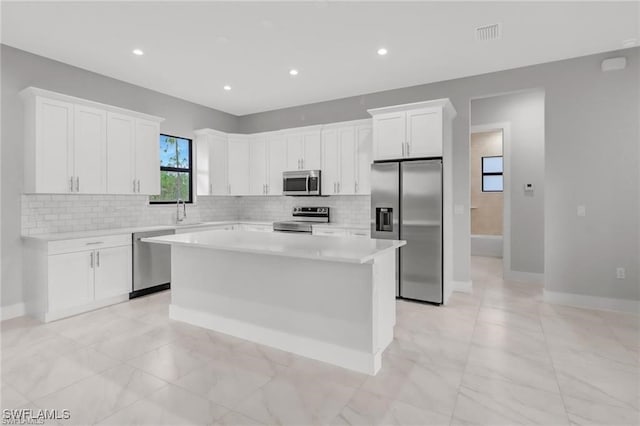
238 47 640 302
0 44 239 309
471 90 545 275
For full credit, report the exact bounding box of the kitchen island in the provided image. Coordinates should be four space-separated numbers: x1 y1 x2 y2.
143 230 405 375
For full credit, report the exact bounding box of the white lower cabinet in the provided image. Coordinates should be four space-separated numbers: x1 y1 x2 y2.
25 234 132 322
48 250 95 312
94 245 132 300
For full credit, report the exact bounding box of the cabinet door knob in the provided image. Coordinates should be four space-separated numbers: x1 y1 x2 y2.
137 180 141 193
76 177 80 192
133 179 137 193
96 251 100 267
70 177 74 192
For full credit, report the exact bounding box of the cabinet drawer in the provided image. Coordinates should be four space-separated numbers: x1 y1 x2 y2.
348 229 370 238
48 234 131 255
313 228 347 237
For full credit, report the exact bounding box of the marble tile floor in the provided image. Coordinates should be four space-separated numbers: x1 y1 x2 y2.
1 256 638 425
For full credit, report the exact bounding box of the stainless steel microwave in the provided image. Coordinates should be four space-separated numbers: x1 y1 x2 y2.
282 170 321 196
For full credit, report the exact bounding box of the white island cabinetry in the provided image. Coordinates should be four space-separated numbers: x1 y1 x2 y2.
144 230 404 375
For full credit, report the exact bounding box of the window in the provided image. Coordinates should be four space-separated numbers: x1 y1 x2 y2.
150 134 193 204
482 156 503 192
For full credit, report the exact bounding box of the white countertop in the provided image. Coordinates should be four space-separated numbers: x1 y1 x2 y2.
21 221 271 242
143 230 405 264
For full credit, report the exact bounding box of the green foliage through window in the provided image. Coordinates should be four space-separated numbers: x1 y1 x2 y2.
150 134 193 203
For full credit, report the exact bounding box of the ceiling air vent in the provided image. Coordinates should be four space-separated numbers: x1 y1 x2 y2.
476 23 502 41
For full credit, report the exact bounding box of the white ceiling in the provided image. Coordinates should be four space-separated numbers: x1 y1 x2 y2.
2 1 638 115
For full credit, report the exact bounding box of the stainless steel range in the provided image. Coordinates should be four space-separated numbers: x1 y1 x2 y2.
273 207 330 234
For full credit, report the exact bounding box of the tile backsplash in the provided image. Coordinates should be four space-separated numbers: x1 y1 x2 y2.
21 194 371 235
21 195 237 235
237 195 370 224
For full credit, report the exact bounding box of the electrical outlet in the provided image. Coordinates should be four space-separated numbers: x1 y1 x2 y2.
616 267 626 279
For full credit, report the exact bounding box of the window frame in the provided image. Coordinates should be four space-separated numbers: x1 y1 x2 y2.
481 155 504 193
150 133 194 205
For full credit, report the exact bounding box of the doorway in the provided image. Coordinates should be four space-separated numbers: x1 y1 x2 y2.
470 130 504 258
469 89 545 284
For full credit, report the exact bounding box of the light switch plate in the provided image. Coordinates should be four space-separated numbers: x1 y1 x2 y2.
577 205 586 217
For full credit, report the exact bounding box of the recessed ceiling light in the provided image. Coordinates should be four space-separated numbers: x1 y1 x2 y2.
289 69 299 76
377 48 388 56
223 85 232 91
622 38 637 48
132 49 144 56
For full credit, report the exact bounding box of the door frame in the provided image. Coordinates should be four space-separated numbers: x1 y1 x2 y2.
469 122 511 277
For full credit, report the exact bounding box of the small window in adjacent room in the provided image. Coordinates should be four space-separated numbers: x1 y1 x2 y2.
150 134 193 204
482 156 503 192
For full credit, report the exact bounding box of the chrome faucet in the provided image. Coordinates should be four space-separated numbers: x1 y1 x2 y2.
176 198 186 223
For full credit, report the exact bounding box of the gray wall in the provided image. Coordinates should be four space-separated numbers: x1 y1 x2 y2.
239 48 640 301
2 44 639 307
1 45 239 307
471 90 545 275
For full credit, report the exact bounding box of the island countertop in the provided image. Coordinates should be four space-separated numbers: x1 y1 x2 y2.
143 229 405 264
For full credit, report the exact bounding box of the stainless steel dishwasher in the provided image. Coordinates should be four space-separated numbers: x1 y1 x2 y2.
131 228 175 298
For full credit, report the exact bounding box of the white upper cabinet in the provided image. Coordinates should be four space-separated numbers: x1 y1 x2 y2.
134 119 161 195
321 120 372 195
321 128 340 195
355 124 373 194
195 132 212 196
107 112 135 194
368 99 454 161
267 132 286 196
406 108 443 158
286 127 322 171
26 97 74 193
227 135 250 195
209 133 229 196
193 121 370 197
21 87 164 195
74 105 107 194
338 127 357 194
249 135 268 195
195 129 227 196
371 112 405 161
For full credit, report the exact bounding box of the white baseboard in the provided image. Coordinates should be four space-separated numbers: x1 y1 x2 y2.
505 270 544 284
452 280 473 293
44 294 129 323
170 304 382 375
1 303 26 321
544 290 640 314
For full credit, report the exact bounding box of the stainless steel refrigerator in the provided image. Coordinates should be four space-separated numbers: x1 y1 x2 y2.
371 159 442 304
